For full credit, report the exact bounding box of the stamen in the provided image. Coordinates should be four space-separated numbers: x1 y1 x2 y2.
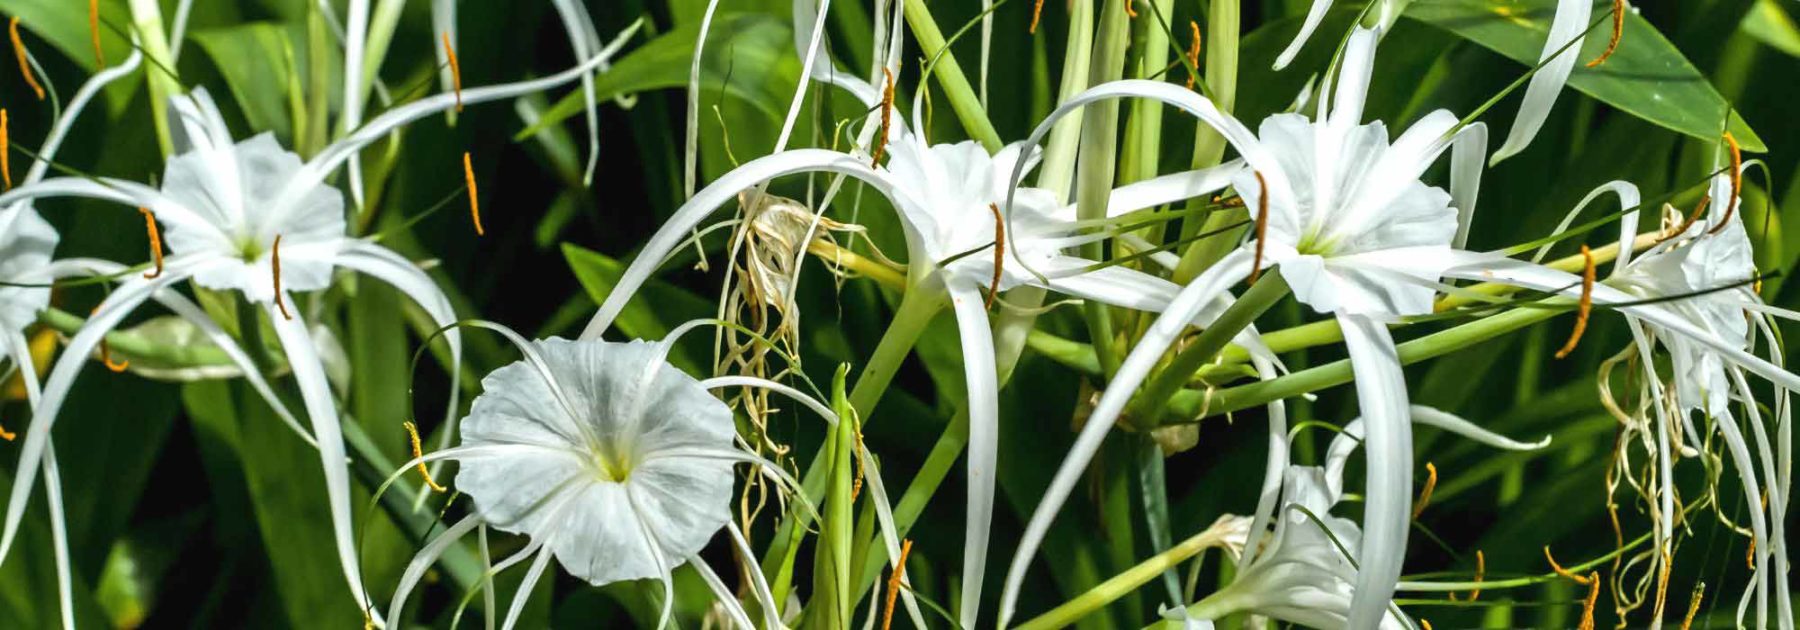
987 202 1005 310
95 306 128 372
1554 245 1595 359
1748 536 1757 570
139 208 164 279
1185 21 1202 90
1248 171 1270 283
404 421 447 493
1029 0 1046 34
10 18 44 101
1544 546 1592 585
1577 571 1599 630
850 422 866 503
1412 461 1437 519
0 420 14 441
872 68 895 166
1710 131 1742 235
1469 550 1484 601
1419 621 1433 630
463 152 484 236
88 0 103 67
272 235 292 320
1124 0 1138 18
1584 0 1624 68
1672 193 1709 239
441 32 462 112
1 108 10 190
882 538 914 630
1679 584 1705 630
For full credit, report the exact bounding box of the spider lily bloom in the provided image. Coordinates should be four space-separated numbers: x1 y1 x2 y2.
997 26 1487 628
0 32 638 619
1185 407 1546 628
1438 171 1795 628
384 322 925 630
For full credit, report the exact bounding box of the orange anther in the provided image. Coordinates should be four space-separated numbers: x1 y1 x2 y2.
1185 21 1202 90
1420 621 1433 630
442 32 462 112
1412 462 1438 519
1248 171 1270 284
1124 0 1138 18
404 421 447 492
88 0 103 67
1711 131 1742 235
0 421 14 441
872 68 895 166
986 203 1006 310
1680 584 1705 630
1544 546 1592 585
1584 0 1624 68
882 539 914 630
1029 0 1046 33
10 18 43 101
1555 245 1594 359
1 108 10 190
1469 550 1485 601
1577 571 1600 630
138 208 163 279
463 152 483 236
272 235 292 320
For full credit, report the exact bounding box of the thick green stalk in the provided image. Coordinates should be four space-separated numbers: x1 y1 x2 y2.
805 367 857 627
1119 0 1177 189
127 0 180 156
1016 525 1232 630
1074 0 1133 376
903 0 1003 152
357 0 407 112
1168 306 1563 421
1131 273 1288 427
852 409 969 598
1171 0 1242 284
303 4 333 157
37 307 243 369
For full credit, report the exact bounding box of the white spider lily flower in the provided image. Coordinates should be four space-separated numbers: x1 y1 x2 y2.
0 32 639 621
1185 406 1544 629
385 322 925 630
1437 171 1795 629
998 26 1488 628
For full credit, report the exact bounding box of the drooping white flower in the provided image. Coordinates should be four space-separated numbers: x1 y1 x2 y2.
998 26 1488 628
0 28 640 622
385 322 925 630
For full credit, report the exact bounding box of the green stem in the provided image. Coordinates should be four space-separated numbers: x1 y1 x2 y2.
1168 306 1564 422
36 307 243 369
903 0 1003 152
1132 273 1288 427
1074 0 1133 377
127 0 180 156
1016 526 1231 630
1171 0 1241 285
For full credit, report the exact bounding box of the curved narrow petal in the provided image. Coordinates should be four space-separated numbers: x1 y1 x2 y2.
549 0 602 184
1337 313 1411 630
387 514 481 623
688 556 755 629
696 376 837 424
1449 123 1488 250
726 522 786 630
997 249 1253 628
1490 0 1592 164
500 545 557 630
947 281 1000 630
850 449 931 630
7 336 73 630
341 0 370 208
0 263 197 571
579 149 916 340
335 242 463 456
1528 181 1640 271
683 0 725 198
431 0 457 107
1324 405 1550 499
1236 353 1289 570
1272 0 1336 70
791 0 880 109
0 177 229 247
1105 160 1245 216
266 301 378 620
775 0 833 153
22 49 143 186
1328 27 1377 131
1041 261 1180 313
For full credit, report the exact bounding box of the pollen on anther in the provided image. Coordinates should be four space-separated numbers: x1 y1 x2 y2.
0 421 15 441
1248 172 1270 283
1028 0 1047 33
442 32 463 112
882 538 914 630
0 108 11 190
872 68 895 167
87 0 104 67
1711 131 1742 235
139 208 164 279
463 152 484 236
1584 0 1624 68
1680 584 1705 630
10 18 44 101
1554 245 1595 360
1577 571 1599 630
1412 462 1438 519
1185 21 1202 90
1124 0 1138 18
405 421 448 493
986 203 1006 310
272 235 293 320
95 308 128 372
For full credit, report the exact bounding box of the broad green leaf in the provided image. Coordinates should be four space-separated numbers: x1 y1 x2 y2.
1407 0 1766 151
561 243 711 370
1742 0 1800 59
191 22 297 141
0 0 138 112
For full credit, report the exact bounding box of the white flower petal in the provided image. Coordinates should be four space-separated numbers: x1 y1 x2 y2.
1105 160 1245 216
388 514 481 622
1336 313 1410 630
1449 123 1488 250
1273 0 1336 70
947 282 1000 629
549 0 603 184
1490 0 1592 164
334 242 463 459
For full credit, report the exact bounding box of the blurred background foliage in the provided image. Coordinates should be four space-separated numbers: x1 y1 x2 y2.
0 0 1795 627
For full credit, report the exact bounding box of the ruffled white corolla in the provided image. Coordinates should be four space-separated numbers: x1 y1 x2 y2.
386 322 925 630
1271 0 1602 164
1435 171 1795 629
998 26 1487 628
0 29 638 623
1183 406 1545 629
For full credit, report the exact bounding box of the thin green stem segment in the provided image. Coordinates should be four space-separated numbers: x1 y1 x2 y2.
903 0 1003 152
1073 0 1133 377
37 307 249 369
1171 0 1242 285
1016 523 1236 630
1132 273 1289 427
127 0 180 156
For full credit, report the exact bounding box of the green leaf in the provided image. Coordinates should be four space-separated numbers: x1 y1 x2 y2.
1407 0 1767 151
191 22 297 141
1742 0 1800 59
561 243 711 370
0 0 138 112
